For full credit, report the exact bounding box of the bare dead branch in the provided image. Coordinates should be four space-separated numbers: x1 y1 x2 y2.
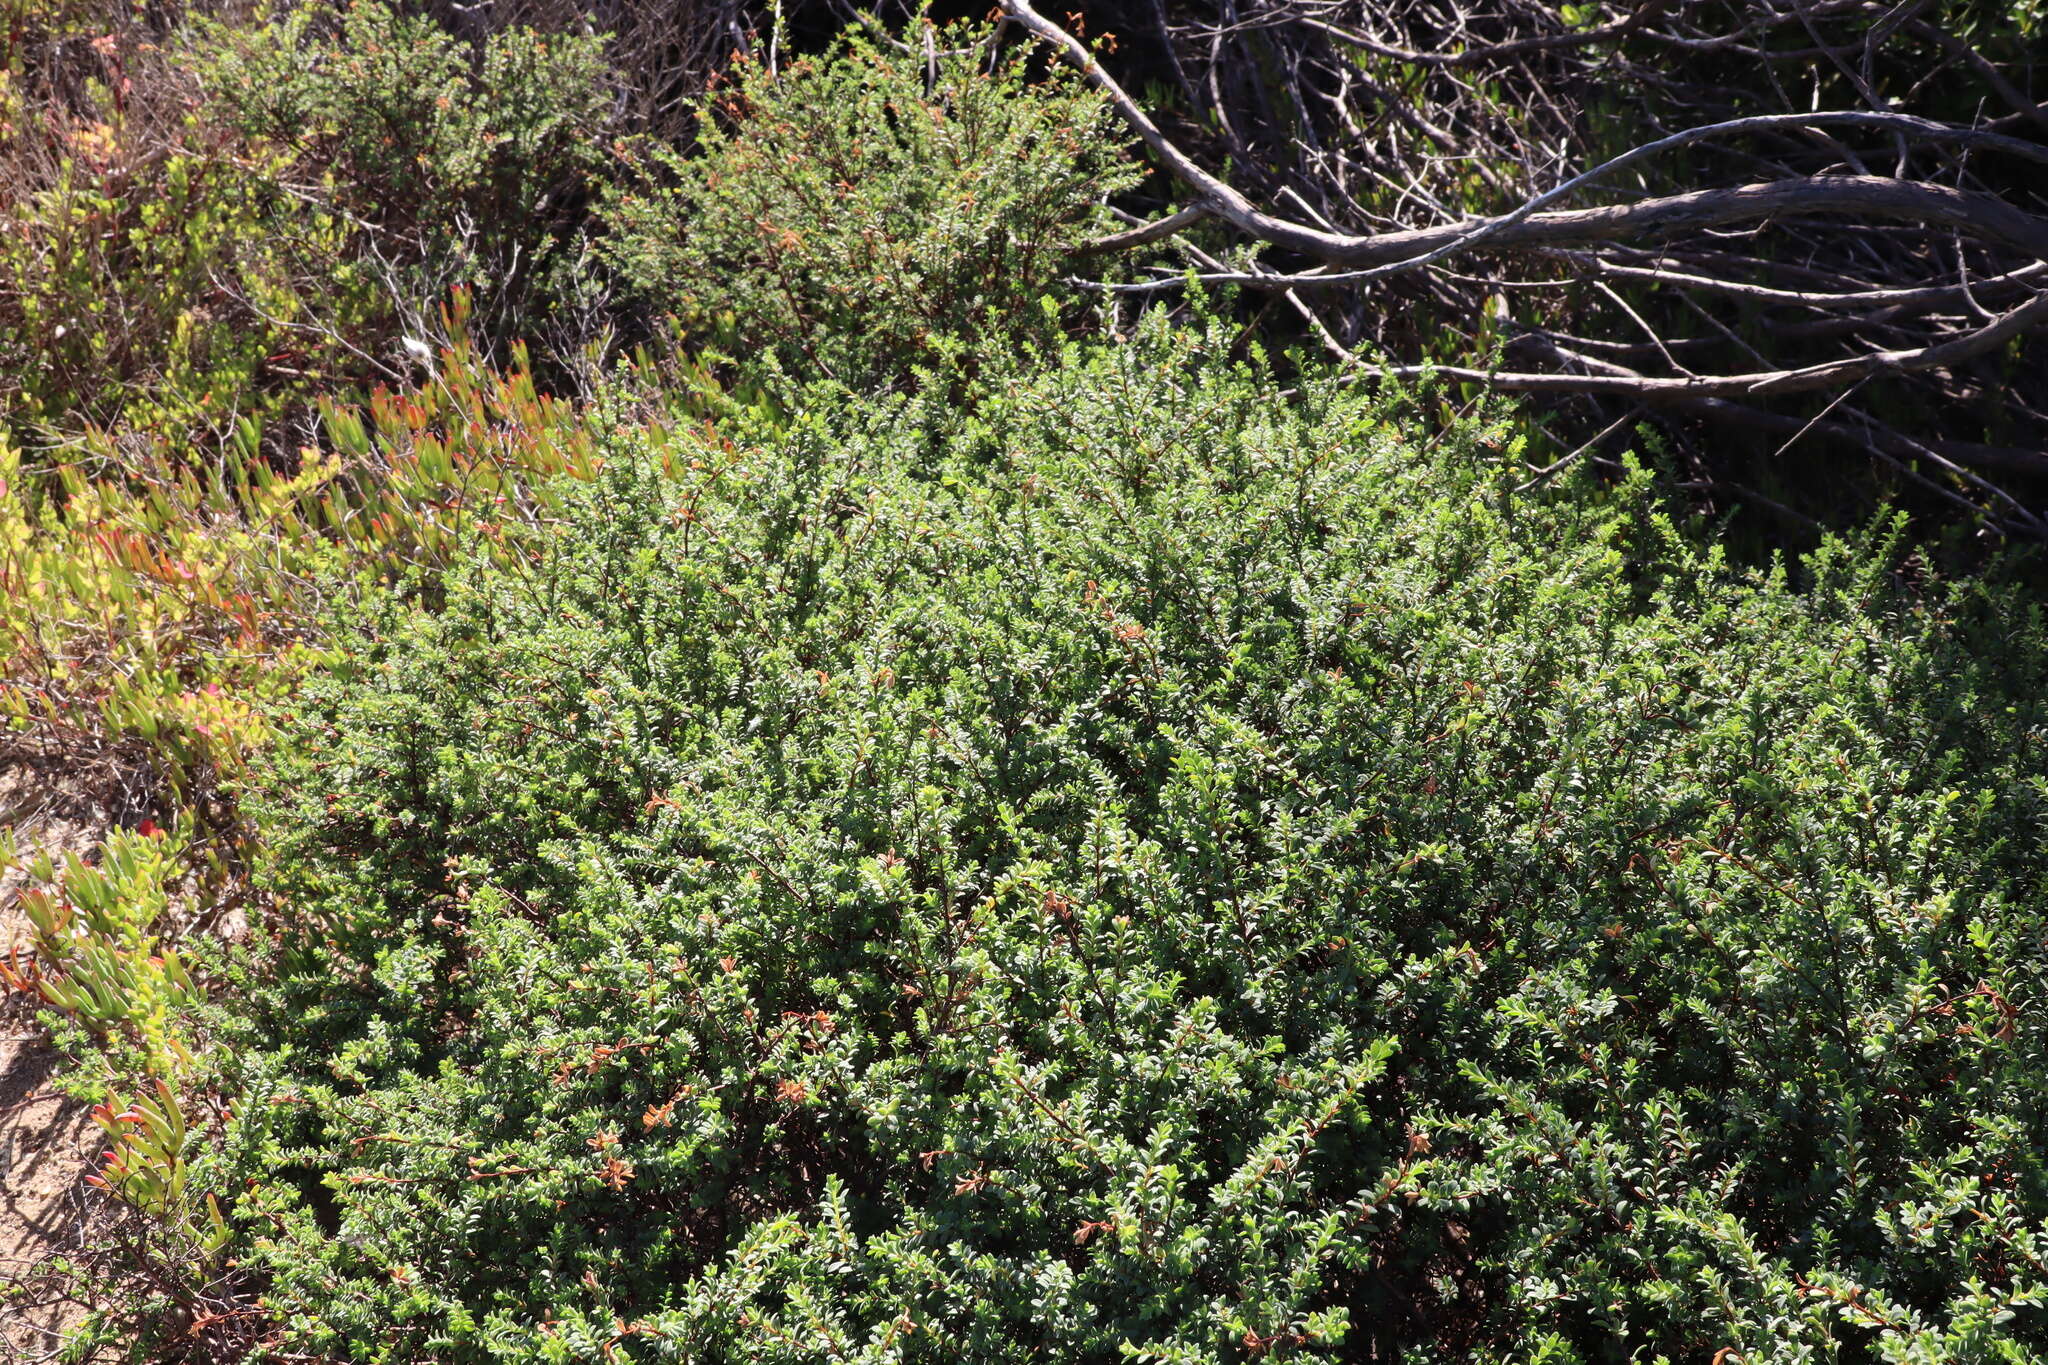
1077 205 1211 254
1345 285 2047 399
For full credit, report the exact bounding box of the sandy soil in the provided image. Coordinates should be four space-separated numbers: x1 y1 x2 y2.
0 762 111 1361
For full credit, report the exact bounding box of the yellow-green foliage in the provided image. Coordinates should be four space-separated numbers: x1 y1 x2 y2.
0 314 607 781
0 431 335 786
88 1079 230 1255
311 329 608 566
2 823 200 1067
0 821 226 1250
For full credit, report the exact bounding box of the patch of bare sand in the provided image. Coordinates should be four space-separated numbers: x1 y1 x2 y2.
0 761 111 1361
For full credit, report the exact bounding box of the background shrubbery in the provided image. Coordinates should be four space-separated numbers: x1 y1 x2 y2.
202 0 619 366
0 0 625 470
603 23 1140 388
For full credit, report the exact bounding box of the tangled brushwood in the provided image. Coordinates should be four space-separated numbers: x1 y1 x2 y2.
1028 0 2048 535
2 3 2047 1363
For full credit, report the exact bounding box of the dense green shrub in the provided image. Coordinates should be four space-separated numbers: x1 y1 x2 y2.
217 319 2048 1362
603 22 1140 389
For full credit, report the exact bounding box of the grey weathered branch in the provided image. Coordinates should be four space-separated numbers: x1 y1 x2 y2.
1343 286 2048 398
1077 205 1211 255
1554 256 2048 311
